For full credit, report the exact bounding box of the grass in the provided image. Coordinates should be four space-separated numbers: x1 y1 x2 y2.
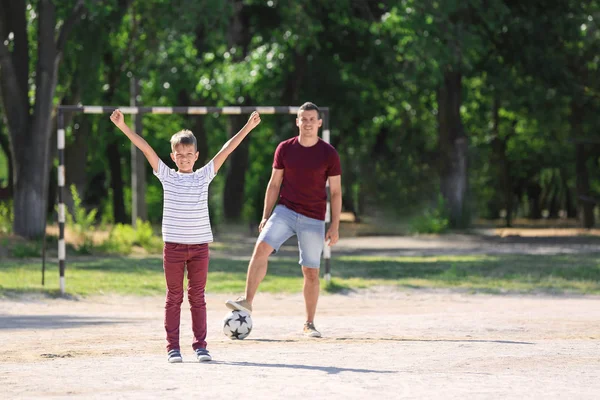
1 253 600 297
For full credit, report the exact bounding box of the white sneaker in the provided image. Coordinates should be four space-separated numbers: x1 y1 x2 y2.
167 349 182 363
195 348 212 362
225 296 253 314
303 322 322 338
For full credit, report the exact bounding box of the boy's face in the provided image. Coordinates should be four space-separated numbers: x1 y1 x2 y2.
296 110 322 138
170 144 199 173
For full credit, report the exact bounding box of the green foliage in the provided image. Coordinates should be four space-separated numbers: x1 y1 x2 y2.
65 185 98 254
133 219 163 253
101 220 162 255
410 195 450 234
4 0 600 232
10 242 41 258
102 224 136 255
0 200 13 234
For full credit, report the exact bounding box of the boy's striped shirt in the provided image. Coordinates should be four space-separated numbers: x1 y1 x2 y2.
153 159 216 244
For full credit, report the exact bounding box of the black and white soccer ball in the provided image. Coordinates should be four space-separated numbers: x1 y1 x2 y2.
223 310 253 340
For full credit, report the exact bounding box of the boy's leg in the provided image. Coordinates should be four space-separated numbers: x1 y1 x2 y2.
186 243 209 351
163 243 187 352
297 215 325 336
226 205 295 312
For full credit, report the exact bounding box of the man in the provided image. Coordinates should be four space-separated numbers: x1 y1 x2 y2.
226 102 342 337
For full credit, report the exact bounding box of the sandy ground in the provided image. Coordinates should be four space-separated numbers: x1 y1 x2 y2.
1 288 599 400
2 233 600 399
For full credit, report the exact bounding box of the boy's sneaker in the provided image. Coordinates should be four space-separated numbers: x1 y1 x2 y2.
195 348 212 362
303 322 322 338
167 349 182 363
225 296 252 314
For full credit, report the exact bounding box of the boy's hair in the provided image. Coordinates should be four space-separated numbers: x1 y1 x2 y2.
297 102 321 119
170 130 197 152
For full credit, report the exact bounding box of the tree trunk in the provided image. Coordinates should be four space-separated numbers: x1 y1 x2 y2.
437 69 468 228
547 173 560 219
0 121 13 197
64 117 89 211
561 169 577 218
11 1 60 238
526 182 542 219
341 160 359 221
222 0 252 222
130 78 146 225
0 0 85 238
575 144 594 227
571 101 594 228
223 115 251 222
107 142 127 223
491 97 512 227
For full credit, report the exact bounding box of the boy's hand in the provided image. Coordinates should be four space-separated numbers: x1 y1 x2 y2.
110 109 127 129
246 111 261 130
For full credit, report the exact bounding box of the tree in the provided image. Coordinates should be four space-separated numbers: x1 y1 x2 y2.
0 0 86 238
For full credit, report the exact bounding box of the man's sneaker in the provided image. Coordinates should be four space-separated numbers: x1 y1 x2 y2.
167 349 182 363
195 348 212 362
303 322 322 338
225 296 252 314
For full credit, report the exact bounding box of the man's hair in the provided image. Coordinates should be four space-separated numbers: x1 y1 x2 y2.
170 130 197 152
297 102 321 119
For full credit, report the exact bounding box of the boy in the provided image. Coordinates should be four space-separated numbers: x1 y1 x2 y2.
226 102 342 337
110 109 261 362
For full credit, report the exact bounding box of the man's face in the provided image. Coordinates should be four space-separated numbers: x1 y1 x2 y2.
171 144 199 173
296 110 322 137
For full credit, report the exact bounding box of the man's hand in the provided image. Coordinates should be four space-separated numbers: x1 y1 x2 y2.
258 218 269 232
246 111 261 130
325 225 339 246
110 109 127 130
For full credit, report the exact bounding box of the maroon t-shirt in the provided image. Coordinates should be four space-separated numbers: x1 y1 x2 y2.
273 137 342 220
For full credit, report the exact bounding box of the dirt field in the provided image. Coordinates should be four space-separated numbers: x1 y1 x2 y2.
1 233 600 399
1 289 599 399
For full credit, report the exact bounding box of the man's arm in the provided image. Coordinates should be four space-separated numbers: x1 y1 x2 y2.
212 112 261 173
326 175 342 246
110 109 160 172
259 168 284 231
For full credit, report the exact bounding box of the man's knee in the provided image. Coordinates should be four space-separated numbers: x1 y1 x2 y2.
252 240 274 260
302 267 320 282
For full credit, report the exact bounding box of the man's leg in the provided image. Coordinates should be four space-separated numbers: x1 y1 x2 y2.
244 241 274 304
302 266 320 323
226 205 295 313
297 215 325 337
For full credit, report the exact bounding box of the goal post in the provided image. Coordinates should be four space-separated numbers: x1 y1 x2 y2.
55 105 333 294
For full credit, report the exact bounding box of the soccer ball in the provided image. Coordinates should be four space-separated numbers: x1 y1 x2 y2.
223 310 253 340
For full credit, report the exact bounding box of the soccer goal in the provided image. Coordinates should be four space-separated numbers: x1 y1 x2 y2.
55 105 333 294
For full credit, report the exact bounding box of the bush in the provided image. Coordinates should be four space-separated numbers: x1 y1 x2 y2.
65 185 98 254
102 220 162 255
102 223 136 255
11 242 41 258
134 218 163 253
0 200 13 234
410 194 450 234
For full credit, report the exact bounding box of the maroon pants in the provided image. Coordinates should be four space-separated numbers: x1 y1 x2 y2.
163 242 209 351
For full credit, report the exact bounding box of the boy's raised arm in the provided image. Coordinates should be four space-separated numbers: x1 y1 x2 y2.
212 111 261 174
110 109 160 173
